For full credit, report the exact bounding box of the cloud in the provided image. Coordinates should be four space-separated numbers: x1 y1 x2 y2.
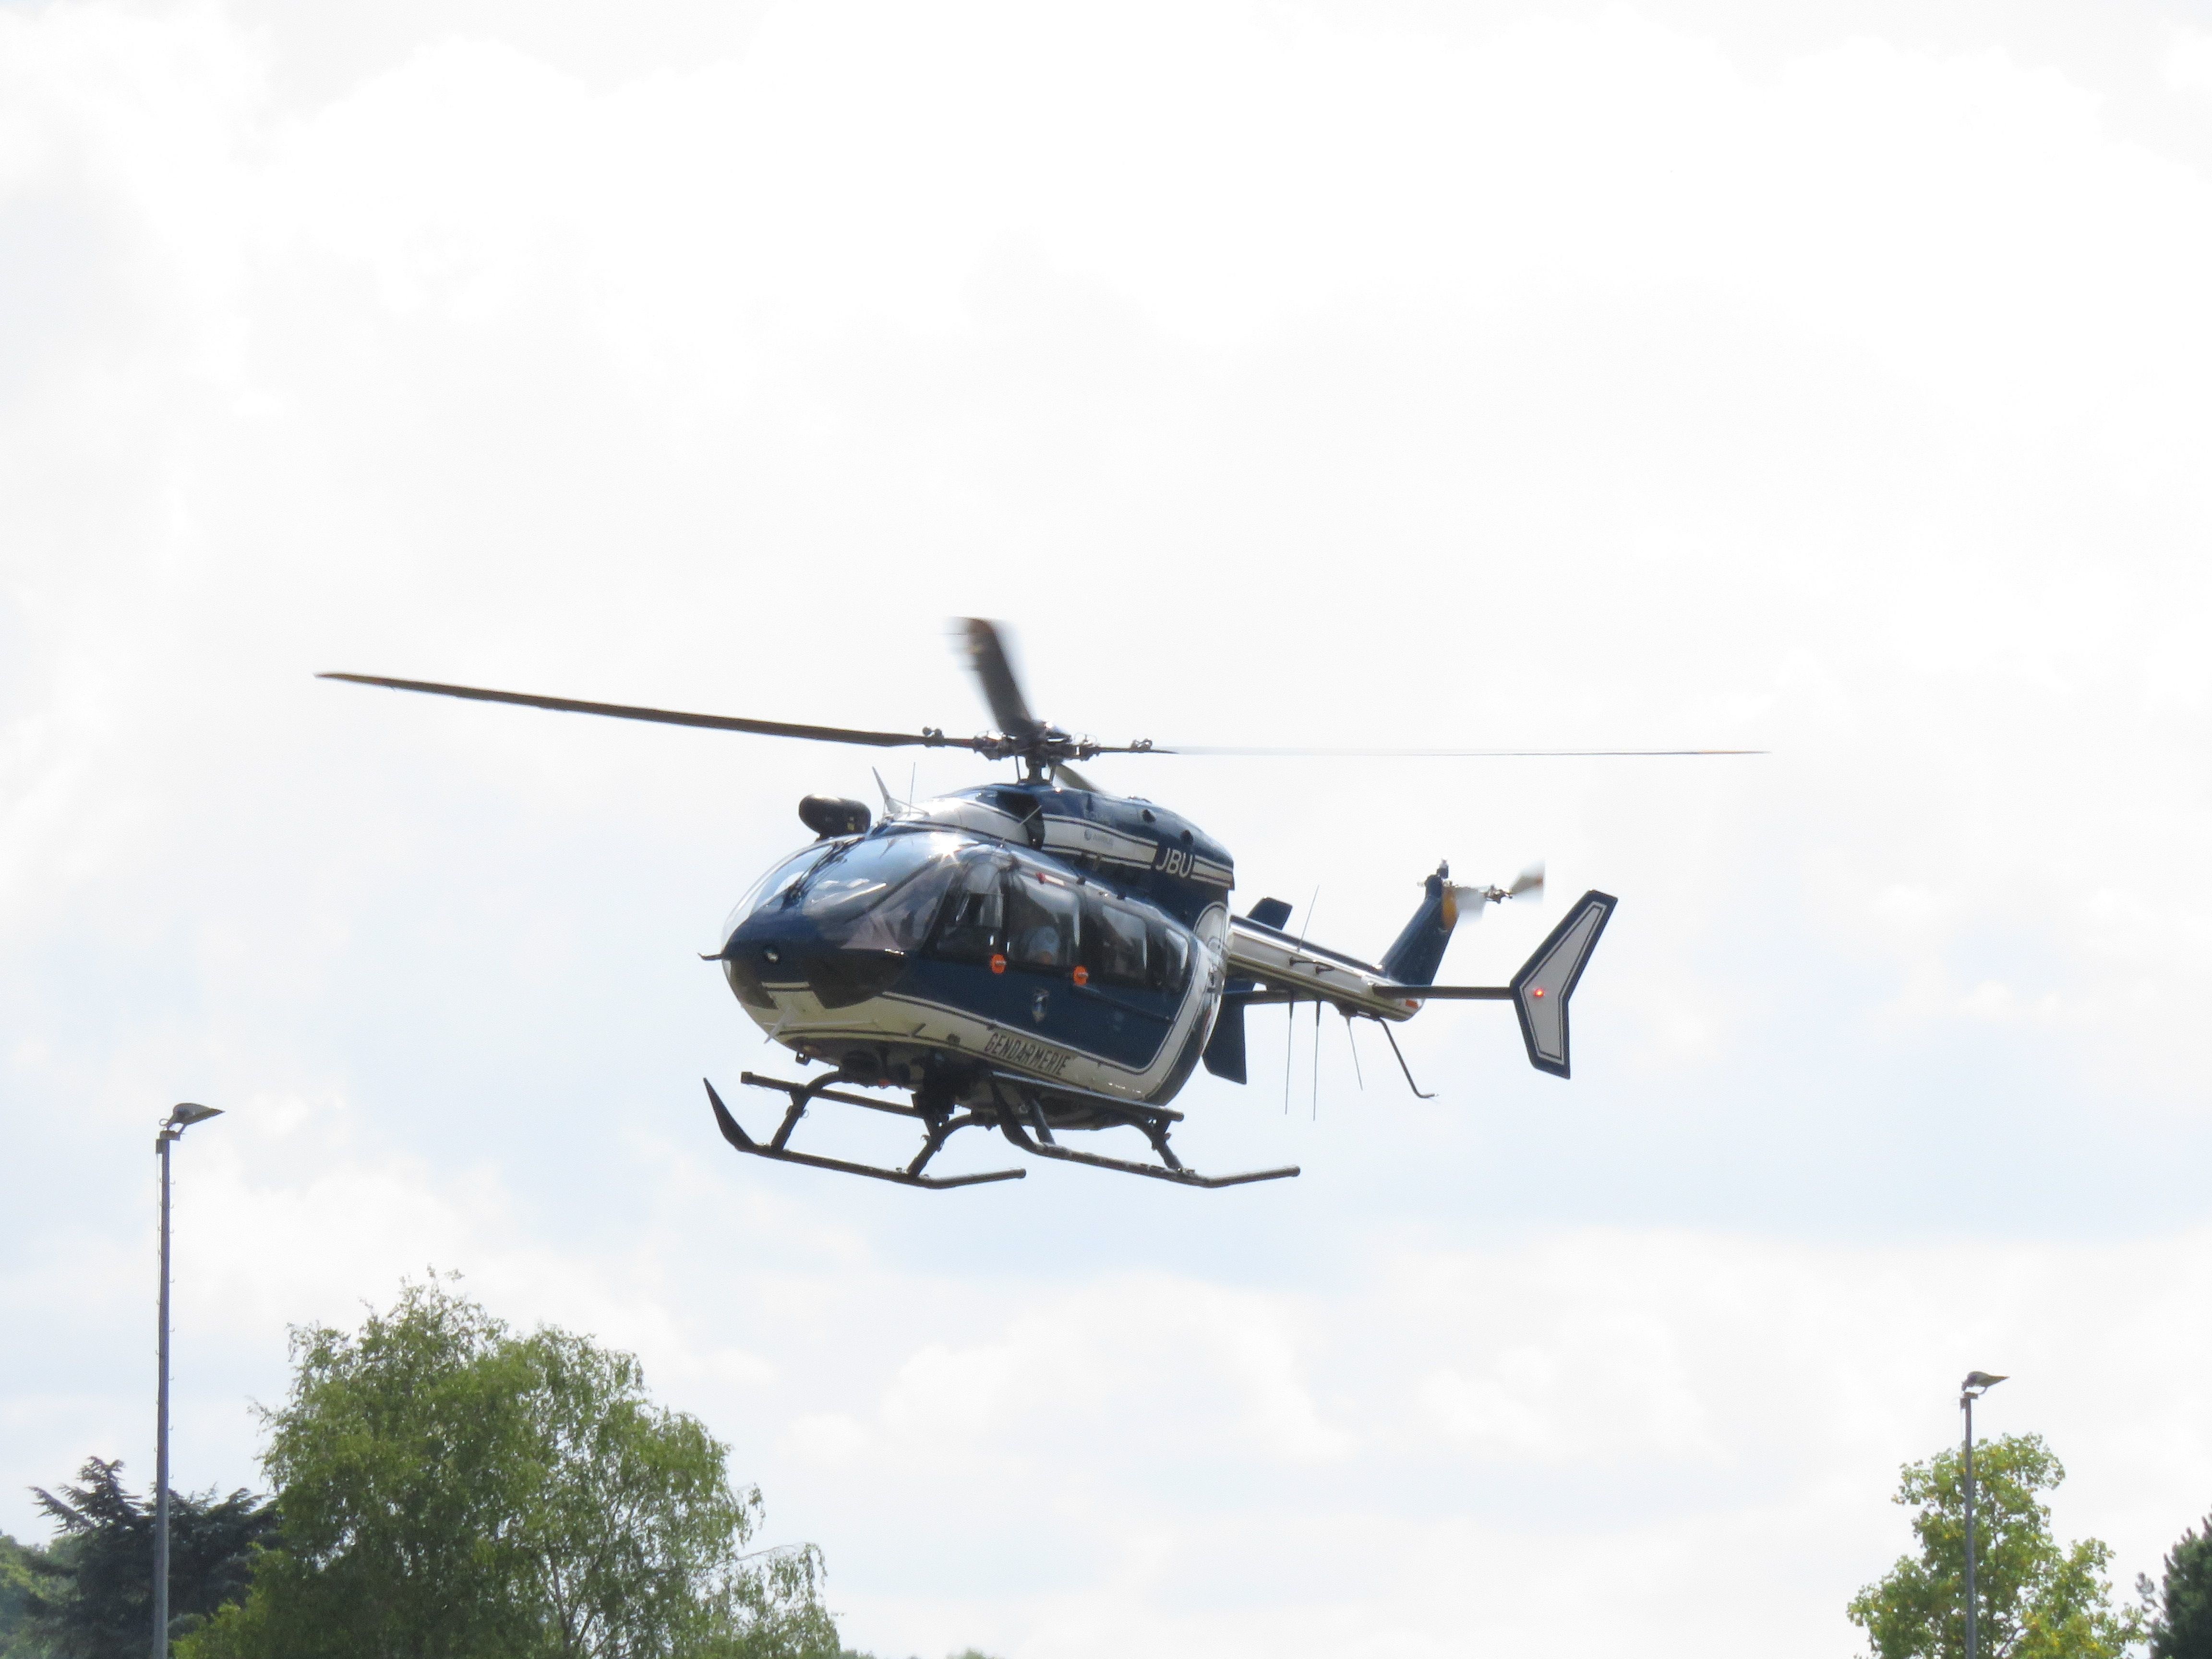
2168 28 2212 93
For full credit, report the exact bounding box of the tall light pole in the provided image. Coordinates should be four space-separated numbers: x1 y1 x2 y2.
1961 1370 2007 1659
153 1102 222 1659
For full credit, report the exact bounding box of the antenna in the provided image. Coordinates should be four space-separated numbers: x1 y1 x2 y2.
1311 998 1321 1120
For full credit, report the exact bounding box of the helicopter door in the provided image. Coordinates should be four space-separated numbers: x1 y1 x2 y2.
922 855 1080 974
1075 893 1196 998
929 857 1007 964
1083 895 1149 988
1075 890 1194 1065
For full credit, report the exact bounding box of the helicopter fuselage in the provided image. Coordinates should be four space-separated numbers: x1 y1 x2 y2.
716 782 1238 1123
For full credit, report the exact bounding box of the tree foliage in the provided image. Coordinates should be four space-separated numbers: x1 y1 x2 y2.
1848 1433 2144 1659
2148 1514 2212 1659
10 1460 275 1658
2 1531 47 1657
181 1277 842 1659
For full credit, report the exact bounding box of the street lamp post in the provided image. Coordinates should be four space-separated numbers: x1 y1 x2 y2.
1961 1370 2007 1659
153 1103 222 1659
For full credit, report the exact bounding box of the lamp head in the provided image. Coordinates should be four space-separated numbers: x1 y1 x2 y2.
165 1102 223 1131
1961 1370 2007 1399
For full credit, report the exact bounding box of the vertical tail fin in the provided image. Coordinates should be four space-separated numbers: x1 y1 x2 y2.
1202 1002 1248 1082
1510 891 1616 1078
1380 863 1459 987
1207 897 1291 1084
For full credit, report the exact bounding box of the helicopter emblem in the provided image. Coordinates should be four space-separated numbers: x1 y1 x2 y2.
323 621 1755 1190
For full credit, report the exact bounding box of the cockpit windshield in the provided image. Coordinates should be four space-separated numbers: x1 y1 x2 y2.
724 842 841 941
726 830 1194 998
788 830 969 952
795 833 942 917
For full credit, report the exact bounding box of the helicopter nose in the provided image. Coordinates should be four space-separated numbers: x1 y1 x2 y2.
718 912 812 1010
721 918 906 1011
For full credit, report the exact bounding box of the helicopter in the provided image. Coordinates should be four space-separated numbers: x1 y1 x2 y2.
322 620 1753 1190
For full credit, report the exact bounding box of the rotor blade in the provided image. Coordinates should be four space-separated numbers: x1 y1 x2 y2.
1052 761 1100 793
318 674 983 752
1507 861 1545 901
955 619 1039 739
1146 745 1766 757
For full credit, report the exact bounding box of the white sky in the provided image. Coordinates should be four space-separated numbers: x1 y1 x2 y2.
5 1 2212 1654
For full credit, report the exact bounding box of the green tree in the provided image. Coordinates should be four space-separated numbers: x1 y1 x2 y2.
181 1277 842 1659
2147 1513 2212 1659
1849 1432 2144 1659
2 1530 50 1657
12 1460 275 1657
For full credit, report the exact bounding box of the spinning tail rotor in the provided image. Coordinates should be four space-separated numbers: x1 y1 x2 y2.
1452 861 1544 924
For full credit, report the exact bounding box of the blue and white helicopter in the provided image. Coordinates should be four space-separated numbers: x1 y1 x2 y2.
325 622 1749 1190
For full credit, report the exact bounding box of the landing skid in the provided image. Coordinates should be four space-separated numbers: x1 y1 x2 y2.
984 1074 1300 1189
706 1075 1024 1188
705 1070 1299 1190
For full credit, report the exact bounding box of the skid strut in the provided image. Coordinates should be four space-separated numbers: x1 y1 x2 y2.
706 1075 1024 1189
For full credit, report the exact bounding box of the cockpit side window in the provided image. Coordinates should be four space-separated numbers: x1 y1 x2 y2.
1004 870 1079 971
920 854 1083 971
926 856 1006 964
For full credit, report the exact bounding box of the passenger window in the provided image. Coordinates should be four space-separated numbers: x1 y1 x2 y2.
1147 918 1192 995
1004 871 1078 971
1081 895 1150 988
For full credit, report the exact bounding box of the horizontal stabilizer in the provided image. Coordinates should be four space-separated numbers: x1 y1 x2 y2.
1510 890 1616 1078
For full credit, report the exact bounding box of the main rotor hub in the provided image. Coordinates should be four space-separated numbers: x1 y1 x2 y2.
975 724 1120 776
